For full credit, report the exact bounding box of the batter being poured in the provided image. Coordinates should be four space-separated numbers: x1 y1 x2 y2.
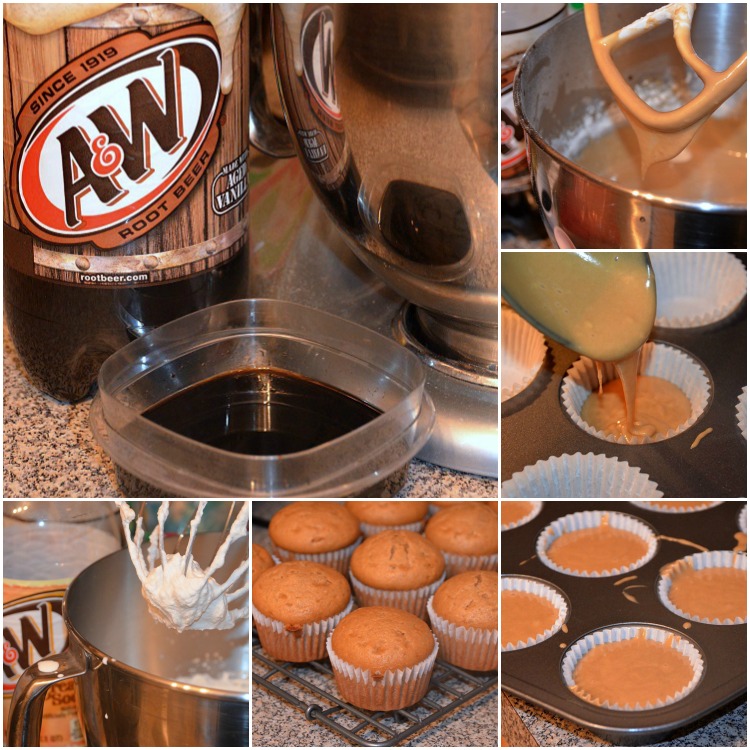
115 501 249 632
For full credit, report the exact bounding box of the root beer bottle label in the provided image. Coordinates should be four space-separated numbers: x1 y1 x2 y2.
3 5 249 401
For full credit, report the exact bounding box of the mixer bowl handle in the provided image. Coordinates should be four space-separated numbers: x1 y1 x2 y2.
7 646 88 747
248 4 296 158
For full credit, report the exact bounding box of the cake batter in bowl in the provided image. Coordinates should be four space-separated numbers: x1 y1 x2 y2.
8 534 248 747
513 3 747 248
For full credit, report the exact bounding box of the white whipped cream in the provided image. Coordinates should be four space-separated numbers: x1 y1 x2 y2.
115 501 249 633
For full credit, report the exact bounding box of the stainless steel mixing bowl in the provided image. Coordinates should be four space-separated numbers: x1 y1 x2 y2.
248 3 499 475
8 534 248 747
513 3 747 248
251 3 498 333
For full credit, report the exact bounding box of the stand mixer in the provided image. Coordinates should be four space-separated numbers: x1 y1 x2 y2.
513 3 747 248
249 4 498 476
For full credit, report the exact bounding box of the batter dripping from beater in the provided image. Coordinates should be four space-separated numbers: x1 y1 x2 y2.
115 501 249 632
584 3 747 191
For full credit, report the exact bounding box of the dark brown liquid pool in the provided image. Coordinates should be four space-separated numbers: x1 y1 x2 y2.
142 367 382 455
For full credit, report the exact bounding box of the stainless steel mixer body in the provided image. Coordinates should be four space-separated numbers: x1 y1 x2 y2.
249 4 499 476
8 535 248 747
513 3 747 249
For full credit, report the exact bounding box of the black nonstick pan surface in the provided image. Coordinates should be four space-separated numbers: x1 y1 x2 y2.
501 500 747 745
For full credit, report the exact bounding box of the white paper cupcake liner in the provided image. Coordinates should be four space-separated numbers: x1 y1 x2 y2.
271 536 362 574
501 576 568 652
561 341 711 445
427 596 498 670
326 628 439 711
737 386 747 440
739 505 747 534
349 570 445 619
252 597 354 662
561 625 704 710
441 551 498 578
501 452 663 498
501 307 546 402
630 501 723 514
501 501 543 531
658 550 747 625
650 252 747 328
537 510 658 578
359 518 426 538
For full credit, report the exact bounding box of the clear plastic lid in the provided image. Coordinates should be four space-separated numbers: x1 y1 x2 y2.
91 299 435 497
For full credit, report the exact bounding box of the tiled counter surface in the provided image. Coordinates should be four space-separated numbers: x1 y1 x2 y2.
252 505 499 747
3 326 497 498
503 692 747 747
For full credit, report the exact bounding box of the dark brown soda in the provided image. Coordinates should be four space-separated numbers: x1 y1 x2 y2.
142 367 382 455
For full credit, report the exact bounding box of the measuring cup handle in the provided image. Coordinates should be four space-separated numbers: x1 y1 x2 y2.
7 647 88 747
248 4 296 158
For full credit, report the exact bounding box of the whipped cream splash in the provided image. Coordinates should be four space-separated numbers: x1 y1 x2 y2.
115 501 249 632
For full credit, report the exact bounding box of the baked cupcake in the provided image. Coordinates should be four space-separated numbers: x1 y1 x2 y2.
425 502 498 577
252 561 353 662
269 501 362 573
252 543 274 585
327 606 438 711
428 571 498 670
562 625 703 710
349 530 445 618
345 501 429 537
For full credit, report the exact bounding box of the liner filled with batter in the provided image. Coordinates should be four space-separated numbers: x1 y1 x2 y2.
561 341 711 445
561 625 704 711
658 550 747 625
536 510 657 577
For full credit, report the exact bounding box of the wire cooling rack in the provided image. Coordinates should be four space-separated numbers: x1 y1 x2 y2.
252 628 497 746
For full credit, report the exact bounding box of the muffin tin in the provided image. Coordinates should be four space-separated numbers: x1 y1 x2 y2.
501 500 747 745
501 288 747 495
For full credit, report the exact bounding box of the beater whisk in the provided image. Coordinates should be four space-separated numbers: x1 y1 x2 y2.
115 501 249 633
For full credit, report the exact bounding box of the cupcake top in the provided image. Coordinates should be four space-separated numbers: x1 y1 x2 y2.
432 571 498 631
252 561 351 626
425 503 498 556
350 530 445 591
345 501 428 526
330 606 435 674
252 543 274 585
269 501 361 554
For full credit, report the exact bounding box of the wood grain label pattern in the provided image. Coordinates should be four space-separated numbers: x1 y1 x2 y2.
4 12 249 286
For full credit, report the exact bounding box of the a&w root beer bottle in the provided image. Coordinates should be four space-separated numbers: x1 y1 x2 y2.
3 4 249 401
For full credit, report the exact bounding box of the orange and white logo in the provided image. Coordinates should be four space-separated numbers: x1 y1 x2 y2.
11 23 224 249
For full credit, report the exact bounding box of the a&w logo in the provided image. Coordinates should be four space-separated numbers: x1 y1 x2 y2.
3 595 67 689
300 6 343 132
11 23 223 249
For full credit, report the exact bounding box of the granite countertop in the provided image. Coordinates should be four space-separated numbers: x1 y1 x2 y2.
502 692 747 747
252 503 499 747
3 327 497 498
